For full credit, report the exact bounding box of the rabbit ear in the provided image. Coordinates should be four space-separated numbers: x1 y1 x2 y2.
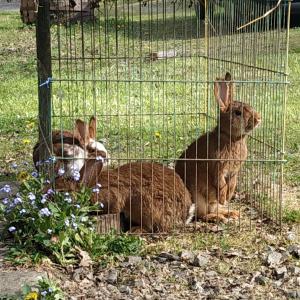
80 159 103 186
214 72 233 112
75 119 89 145
89 116 97 139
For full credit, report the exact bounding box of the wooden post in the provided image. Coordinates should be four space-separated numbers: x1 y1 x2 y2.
36 0 52 168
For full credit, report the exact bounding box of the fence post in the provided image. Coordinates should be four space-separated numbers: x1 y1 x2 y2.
36 0 52 169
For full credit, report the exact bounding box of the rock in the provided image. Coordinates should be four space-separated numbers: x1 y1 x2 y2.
0 270 47 297
193 254 209 267
290 267 300 275
106 269 118 284
288 245 300 259
180 251 195 264
126 256 142 266
255 275 268 286
285 290 300 299
134 278 147 288
188 276 203 293
79 278 93 289
158 252 180 261
206 271 218 277
287 232 296 241
274 266 287 279
266 251 282 267
119 285 132 294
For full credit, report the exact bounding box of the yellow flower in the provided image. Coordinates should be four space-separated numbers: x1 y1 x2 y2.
17 171 30 182
154 131 161 139
24 291 39 300
22 139 31 145
26 122 35 129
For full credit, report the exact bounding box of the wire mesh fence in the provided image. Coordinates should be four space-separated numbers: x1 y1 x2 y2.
36 0 291 233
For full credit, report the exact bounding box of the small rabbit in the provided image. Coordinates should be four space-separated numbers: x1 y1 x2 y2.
55 159 195 233
175 72 261 223
33 116 109 176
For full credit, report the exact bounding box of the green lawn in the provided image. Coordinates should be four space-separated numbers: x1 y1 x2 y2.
0 10 299 218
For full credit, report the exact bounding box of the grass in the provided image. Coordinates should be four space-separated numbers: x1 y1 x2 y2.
0 6 299 220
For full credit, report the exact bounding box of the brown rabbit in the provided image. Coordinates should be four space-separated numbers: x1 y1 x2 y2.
33 116 109 176
55 159 194 233
175 72 261 223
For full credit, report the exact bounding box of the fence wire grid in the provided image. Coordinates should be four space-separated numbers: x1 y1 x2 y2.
36 0 291 233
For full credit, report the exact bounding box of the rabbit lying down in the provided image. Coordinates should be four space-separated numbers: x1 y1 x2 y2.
175 72 261 223
54 159 195 233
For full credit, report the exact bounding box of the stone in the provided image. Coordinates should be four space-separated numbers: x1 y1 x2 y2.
126 256 142 266
119 285 132 294
255 275 268 286
274 266 287 279
0 270 47 297
180 251 195 264
193 254 209 267
288 245 300 259
134 278 147 288
158 252 180 261
290 266 300 275
266 251 282 267
285 290 300 299
206 271 218 277
106 269 118 284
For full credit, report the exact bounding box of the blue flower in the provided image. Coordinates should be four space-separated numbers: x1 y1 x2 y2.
28 192 36 201
72 170 80 181
92 187 100 193
41 194 47 204
47 229 53 234
58 168 65 176
31 171 38 178
11 163 18 169
1 184 11 193
48 287 53 293
64 197 72 204
8 226 16 232
13 197 22 205
47 188 54 195
75 204 80 209
20 209 26 214
2 198 9 205
49 156 56 163
39 207 51 217
41 290 48 296
23 162 29 166
72 222 78 230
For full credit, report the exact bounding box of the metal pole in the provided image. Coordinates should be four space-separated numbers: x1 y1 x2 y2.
36 0 52 166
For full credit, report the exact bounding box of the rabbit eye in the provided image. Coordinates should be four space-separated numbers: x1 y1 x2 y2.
234 110 242 116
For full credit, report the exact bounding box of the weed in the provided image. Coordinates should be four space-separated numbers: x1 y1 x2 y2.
283 209 300 224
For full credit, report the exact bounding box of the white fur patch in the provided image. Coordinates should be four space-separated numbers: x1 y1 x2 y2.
89 139 107 154
185 203 195 225
64 145 86 176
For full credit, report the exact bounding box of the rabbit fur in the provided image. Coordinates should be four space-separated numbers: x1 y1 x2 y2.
175 72 261 223
54 159 194 233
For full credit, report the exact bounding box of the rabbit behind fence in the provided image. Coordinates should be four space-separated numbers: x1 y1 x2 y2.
55 158 195 233
175 72 261 223
33 116 109 176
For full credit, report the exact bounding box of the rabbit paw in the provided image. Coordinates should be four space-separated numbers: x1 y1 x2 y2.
203 213 228 223
220 209 240 219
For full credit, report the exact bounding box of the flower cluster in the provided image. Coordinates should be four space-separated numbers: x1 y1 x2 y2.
0 173 100 265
